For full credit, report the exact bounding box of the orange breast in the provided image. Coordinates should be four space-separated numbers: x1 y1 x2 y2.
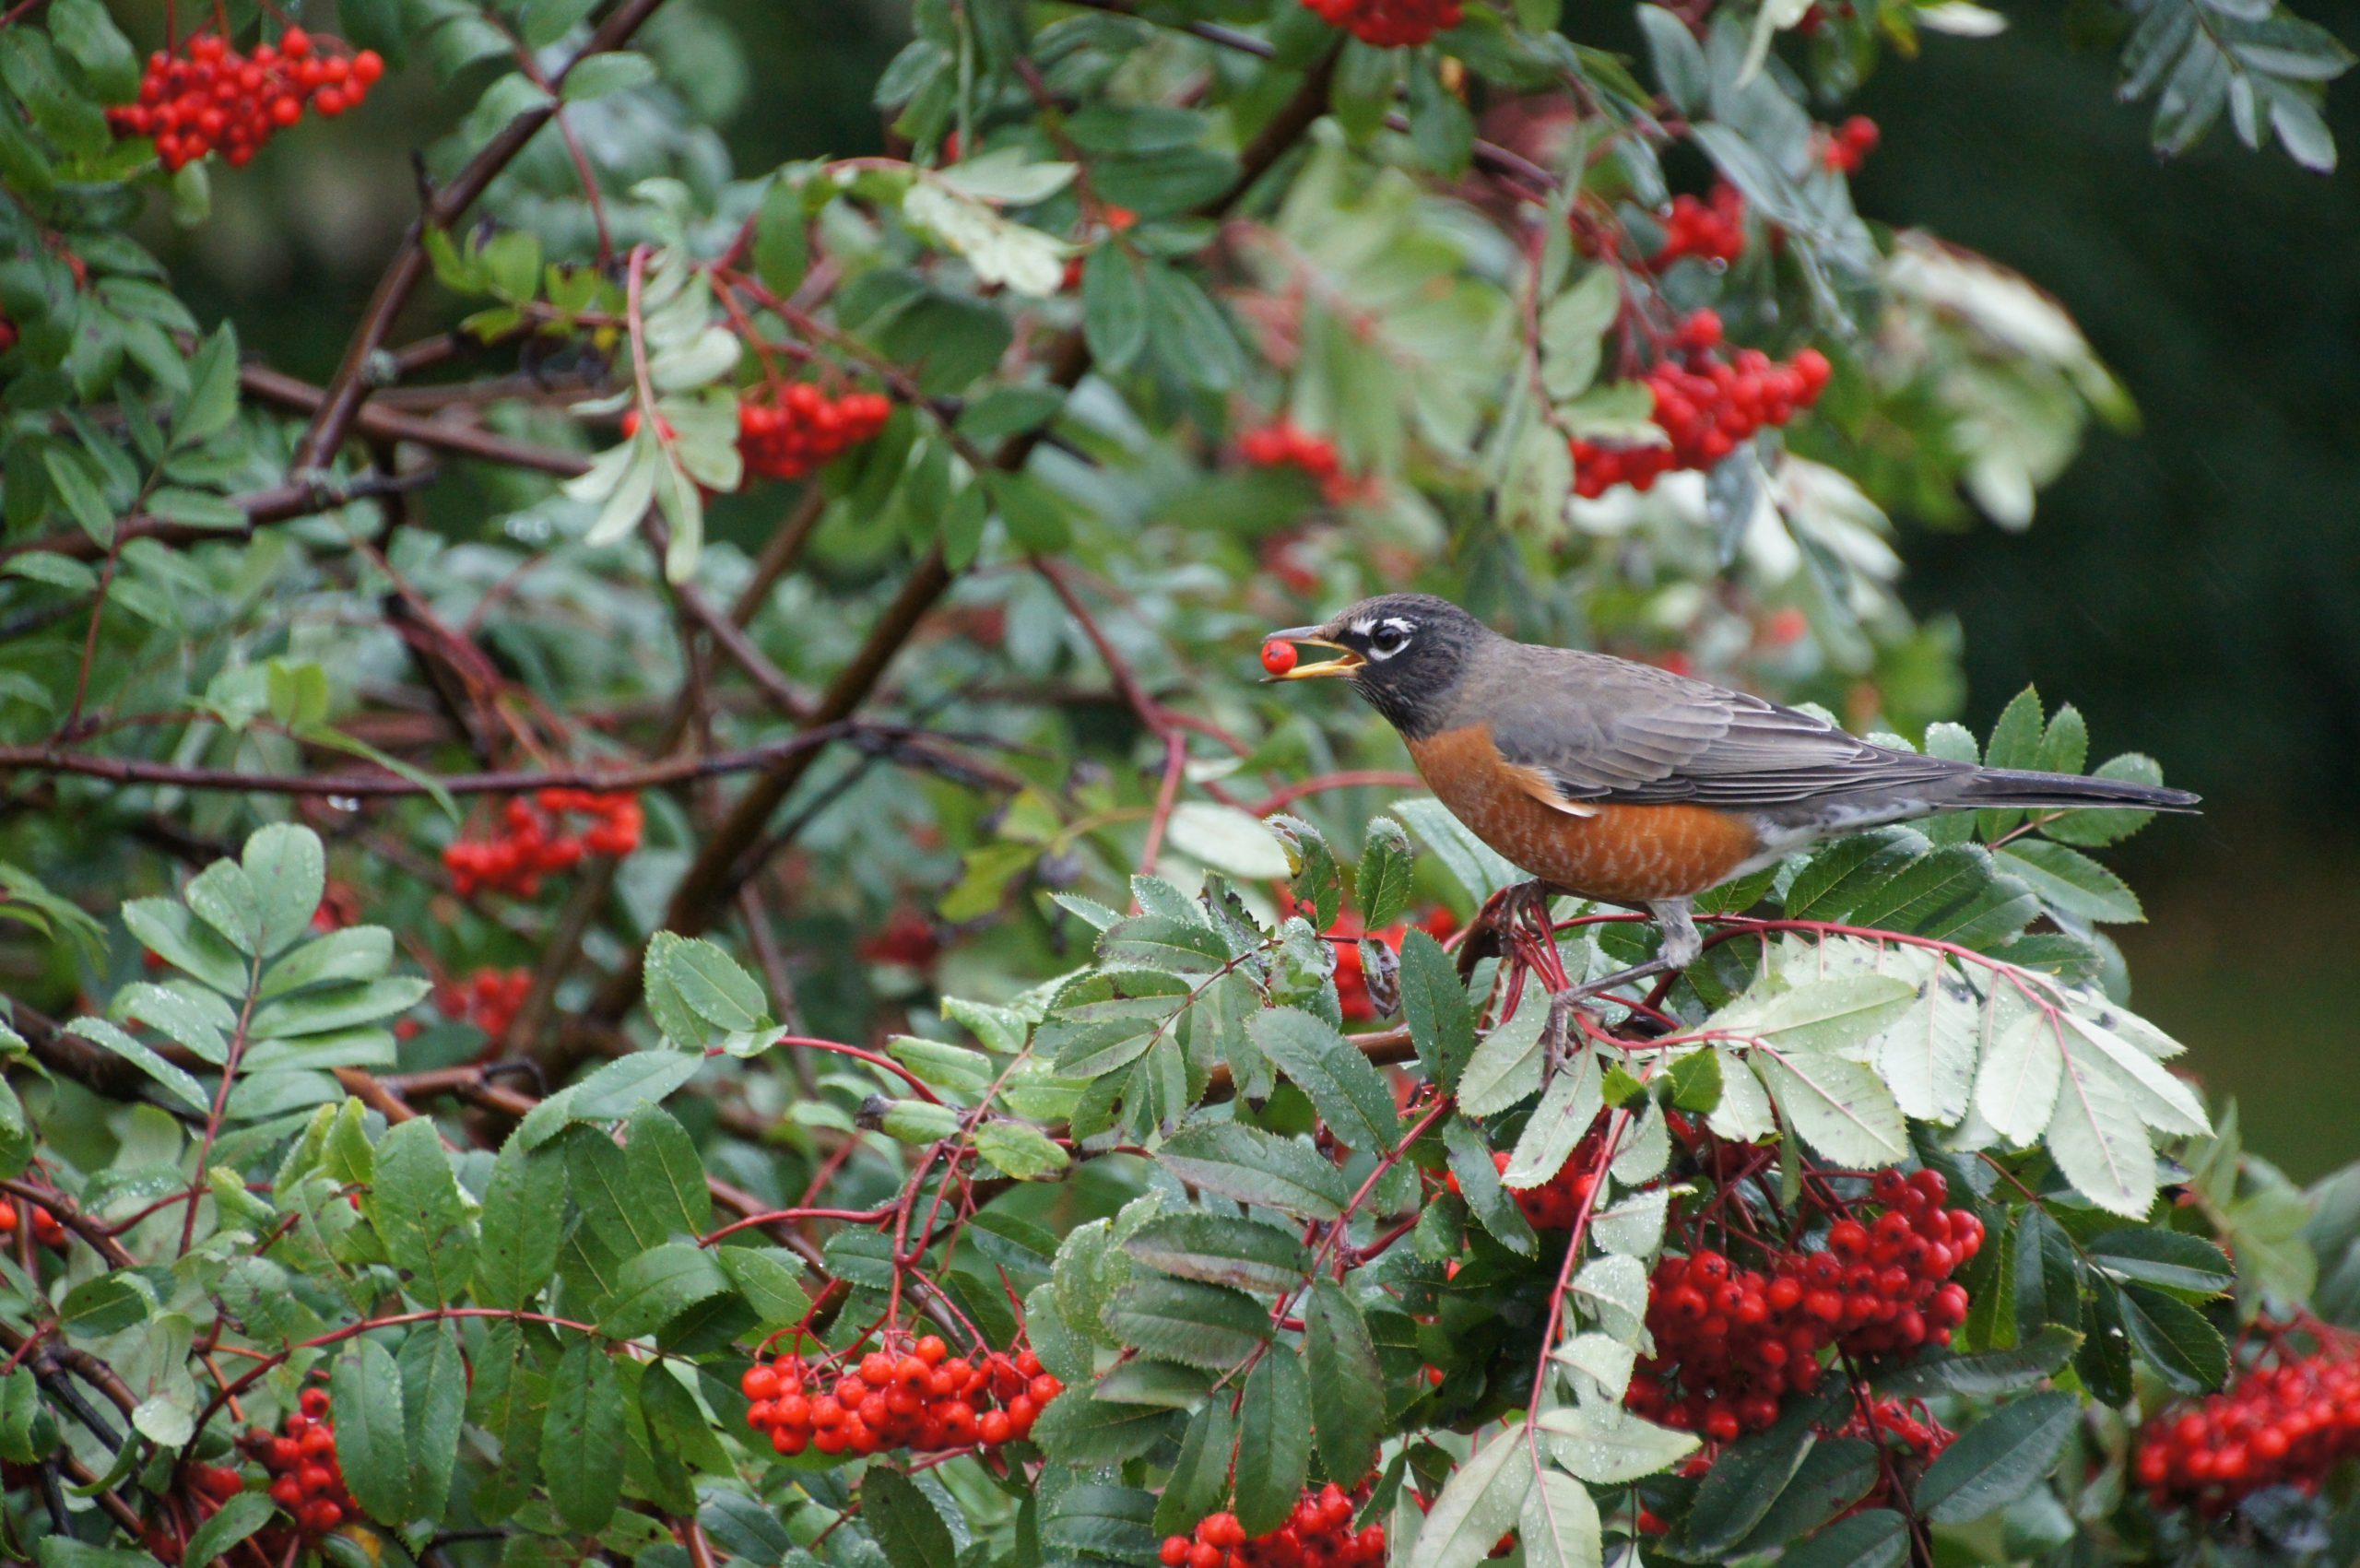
1404 725 1763 904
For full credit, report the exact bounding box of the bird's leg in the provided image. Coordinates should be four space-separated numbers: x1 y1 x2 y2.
1539 899 1701 1059
1646 899 1703 972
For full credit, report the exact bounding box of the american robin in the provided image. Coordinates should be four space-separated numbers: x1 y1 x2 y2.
1266 594 2196 970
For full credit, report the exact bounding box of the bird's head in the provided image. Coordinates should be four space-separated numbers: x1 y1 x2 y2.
1263 594 1492 737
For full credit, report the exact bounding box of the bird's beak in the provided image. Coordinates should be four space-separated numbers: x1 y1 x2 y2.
1263 626 1363 681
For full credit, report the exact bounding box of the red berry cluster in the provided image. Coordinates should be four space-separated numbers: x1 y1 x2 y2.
1651 182 1746 268
1159 1488 1385 1568
1294 0 1462 47
2135 1332 2360 1515
1315 906 1459 1022
1570 312 1831 497
242 1388 359 1539
1240 419 1363 506
436 968 531 1043
107 30 384 172
1498 1137 1604 1231
1821 115 1881 174
1624 1169 1982 1442
738 384 893 482
442 789 642 898
0 1198 68 1247
740 1335 1062 1457
1838 1394 1953 1459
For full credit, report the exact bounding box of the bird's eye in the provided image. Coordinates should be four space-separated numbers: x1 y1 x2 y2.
1370 625 1410 655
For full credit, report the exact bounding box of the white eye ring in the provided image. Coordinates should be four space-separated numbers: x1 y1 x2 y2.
1368 625 1410 659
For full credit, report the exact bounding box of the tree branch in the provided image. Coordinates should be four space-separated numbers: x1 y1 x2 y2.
0 468 433 569
286 0 676 475
0 722 952 797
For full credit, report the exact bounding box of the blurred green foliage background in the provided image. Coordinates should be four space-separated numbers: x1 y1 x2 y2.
126 0 2360 1173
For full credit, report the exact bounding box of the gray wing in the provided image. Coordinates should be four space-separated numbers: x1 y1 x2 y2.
1471 648 1970 810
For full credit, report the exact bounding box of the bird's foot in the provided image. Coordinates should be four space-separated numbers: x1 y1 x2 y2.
1536 902 1700 1055
1539 959 1671 1063
1495 878 1557 943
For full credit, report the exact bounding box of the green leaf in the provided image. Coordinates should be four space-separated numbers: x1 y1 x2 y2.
58 1273 153 1337
1872 1325 2082 1397
715 1247 810 1327
1166 804 1291 879
1678 1388 1836 1555
1306 1279 1384 1484
2042 753 2168 846
371 1117 476 1303
2077 1277 2134 1407
1711 973 1919 1054
241 824 324 957
1504 1048 1601 1190
1637 5 1709 112
1104 1275 1270 1368
568 1049 702 1122
1457 1002 1545 1117
466 1322 546 1523
1247 1007 1398 1153
398 1323 466 1522
177 324 241 444
1669 1047 1724 1113
1156 1124 1350 1221
1538 1401 1699 1483
1729 1438 1880 1553
1269 815 1344 933
561 50 654 100
863 1468 958 1568
1914 1390 2078 1523
1125 1212 1312 1294
1233 1347 1312 1537
974 1120 1071 1180
1398 928 1478 1092
1081 247 1148 371
1520 1468 1601 1568
183 855 265 957
1997 841 2143 925
65 1018 207 1115
1155 1398 1238 1536
42 447 112 546
1031 1389 1175 1464
1540 268 1616 400
1444 1115 1535 1256
658 937 771 1034
330 1338 410 1525
603 1242 735 1337
541 1338 626 1533
1043 1482 1163 1561
1976 687 2045 837
625 1105 714 1237
1356 817 1413 928
2119 1280 2230 1391
1752 1047 1909 1168
48 0 138 100
262 926 393 999
1776 1510 1908 1568
182 1490 274 1567
474 1137 566 1310
1408 1420 1533 1568
2087 1228 2233 1296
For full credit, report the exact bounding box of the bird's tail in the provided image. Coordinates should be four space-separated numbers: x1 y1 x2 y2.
1951 768 2200 813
